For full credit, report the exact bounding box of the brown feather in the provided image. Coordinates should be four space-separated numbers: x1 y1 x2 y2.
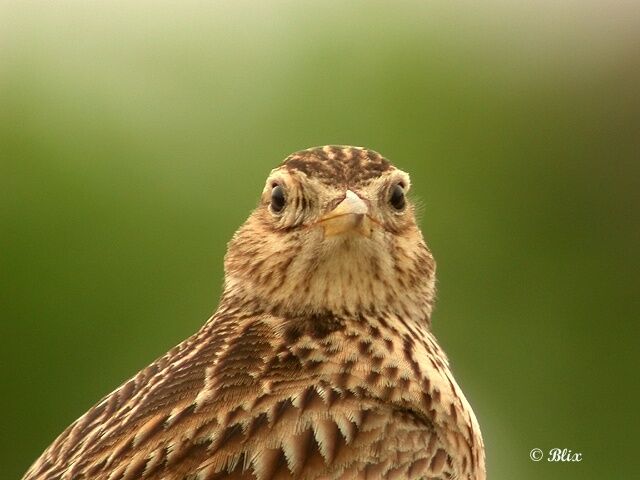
23 146 485 480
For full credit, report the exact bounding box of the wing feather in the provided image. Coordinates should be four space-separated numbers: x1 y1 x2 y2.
24 308 480 480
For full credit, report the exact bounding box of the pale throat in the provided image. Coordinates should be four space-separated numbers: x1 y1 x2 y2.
224 239 435 321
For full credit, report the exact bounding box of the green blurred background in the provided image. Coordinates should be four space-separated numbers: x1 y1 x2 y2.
1 2 638 479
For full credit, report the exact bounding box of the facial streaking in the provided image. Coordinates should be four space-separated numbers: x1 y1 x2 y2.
224 146 436 320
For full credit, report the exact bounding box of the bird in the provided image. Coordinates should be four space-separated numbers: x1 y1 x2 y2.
23 146 486 480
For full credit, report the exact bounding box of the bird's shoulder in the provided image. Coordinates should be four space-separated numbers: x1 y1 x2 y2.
24 306 479 480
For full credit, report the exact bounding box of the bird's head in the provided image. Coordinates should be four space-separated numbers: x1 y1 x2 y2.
223 146 436 321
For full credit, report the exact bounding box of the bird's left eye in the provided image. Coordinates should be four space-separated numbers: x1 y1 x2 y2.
389 183 406 211
270 184 286 213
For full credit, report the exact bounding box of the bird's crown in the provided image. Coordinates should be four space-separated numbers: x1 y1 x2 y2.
282 145 393 186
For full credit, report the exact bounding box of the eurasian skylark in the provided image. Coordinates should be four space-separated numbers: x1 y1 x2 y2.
24 146 486 480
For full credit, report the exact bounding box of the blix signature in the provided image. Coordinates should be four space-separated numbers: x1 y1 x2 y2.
530 448 583 462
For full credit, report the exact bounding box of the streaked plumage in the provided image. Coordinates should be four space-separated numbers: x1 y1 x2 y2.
24 146 486 480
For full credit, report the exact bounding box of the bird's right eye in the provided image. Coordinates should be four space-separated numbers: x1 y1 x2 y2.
270 184 286 213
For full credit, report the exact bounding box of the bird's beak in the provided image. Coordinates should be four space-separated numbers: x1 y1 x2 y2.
318 190 372 238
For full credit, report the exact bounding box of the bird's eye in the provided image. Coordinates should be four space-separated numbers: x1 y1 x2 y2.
270 184 286 213
389 183 406 211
